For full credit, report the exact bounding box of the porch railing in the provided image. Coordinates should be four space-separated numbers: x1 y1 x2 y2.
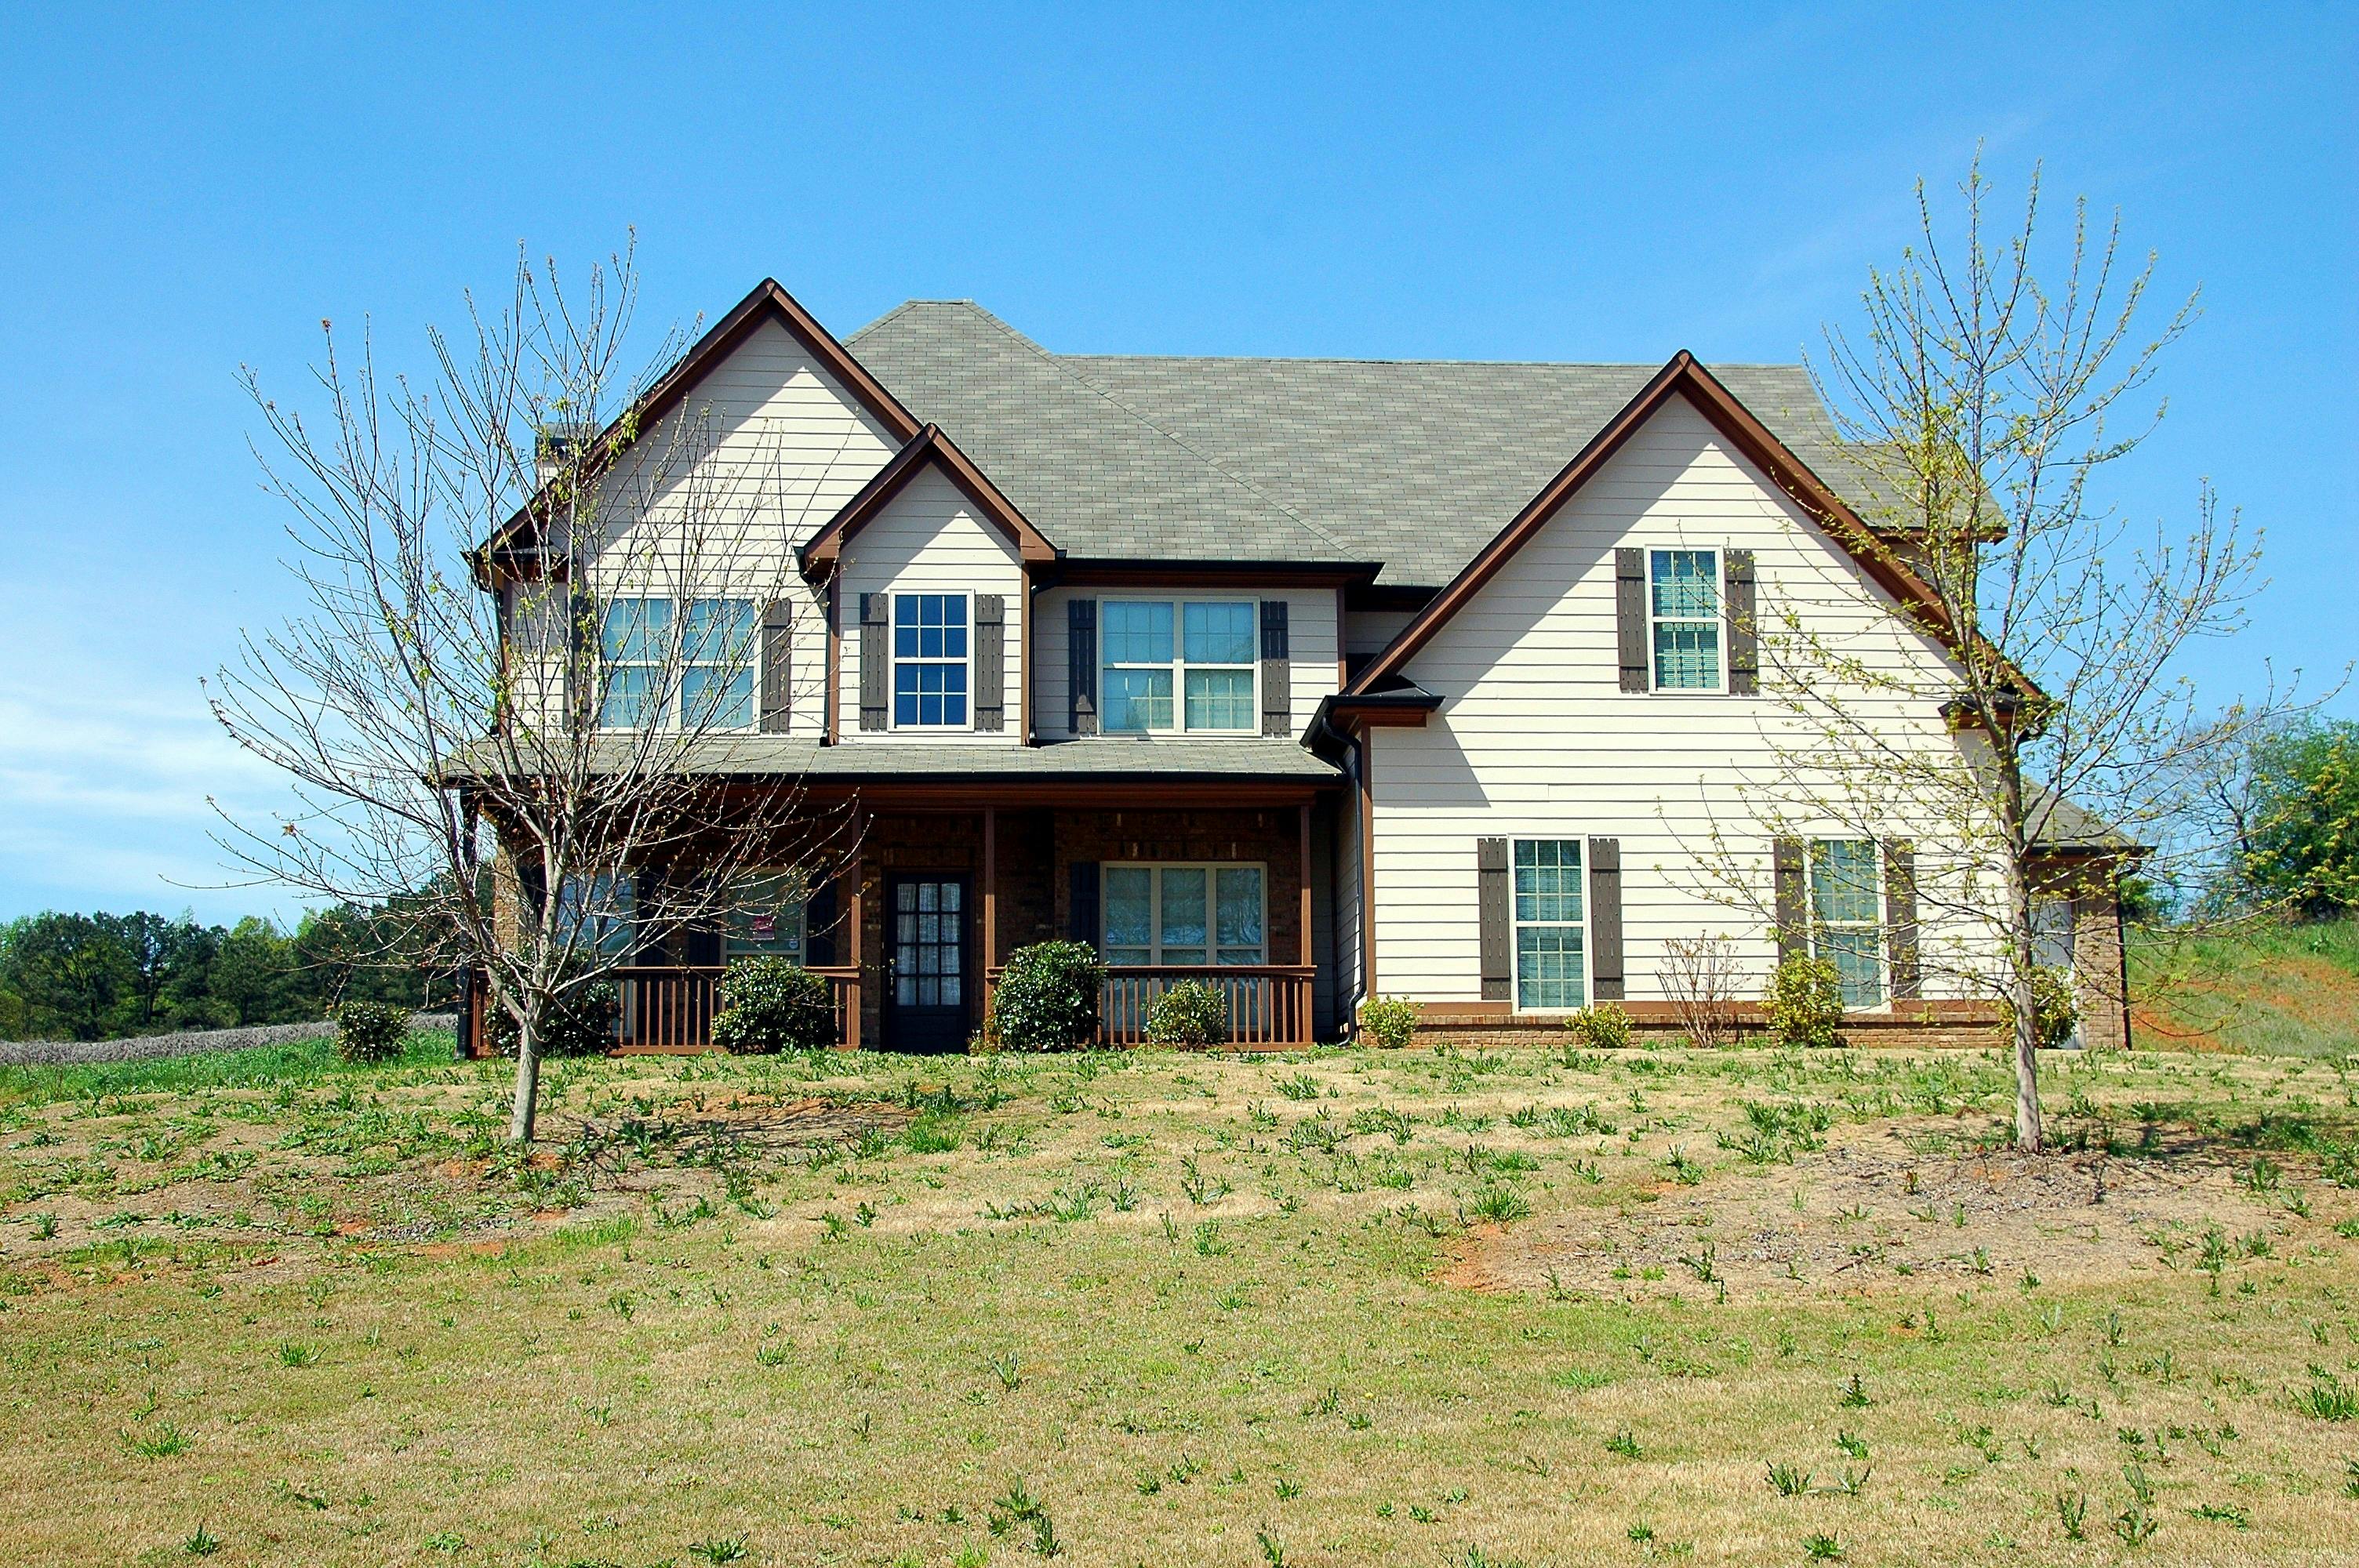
609 966 862 1050
1096 964 1316 1048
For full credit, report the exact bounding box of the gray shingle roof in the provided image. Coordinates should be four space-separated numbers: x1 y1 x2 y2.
447 736 1339 784
847 301 1871 587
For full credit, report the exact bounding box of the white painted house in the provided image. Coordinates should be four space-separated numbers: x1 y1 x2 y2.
471 281 2132 1053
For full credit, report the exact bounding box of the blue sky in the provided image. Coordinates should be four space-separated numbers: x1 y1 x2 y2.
1 2 2351 924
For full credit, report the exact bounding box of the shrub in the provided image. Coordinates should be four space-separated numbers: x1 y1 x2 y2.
333 1000 407 1064
711 956 837 1053
991 941 1105 1051
485 982 620 1059
1995 964 2080 1051
1567 1002 1632 1051
1764 956 1845 1048
1145 980 1228 1047
1358 995 1420 1049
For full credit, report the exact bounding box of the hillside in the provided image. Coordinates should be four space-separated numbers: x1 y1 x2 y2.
2131 917 2359 1055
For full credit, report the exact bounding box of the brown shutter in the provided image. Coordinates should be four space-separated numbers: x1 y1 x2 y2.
1067 597 1098 735
565 587 594 725
1616 547 1648 692
1883 840 1920 1000
1772 837 1808 963
858 593 889 731
1259 599 1291 735
1477 837 1512 1002
973 593 1005 731
1725 549 1758 695
1587 837 1624 1001
1067 861 1100 945
760 601 792 732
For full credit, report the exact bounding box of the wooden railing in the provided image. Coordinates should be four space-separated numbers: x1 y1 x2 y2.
1096 964 1317 1048
478 965 867 1052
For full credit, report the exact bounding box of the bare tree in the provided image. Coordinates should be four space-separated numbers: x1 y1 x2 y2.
1698 158 2327 1151
1656 935 1743 1048
210 244 855 1142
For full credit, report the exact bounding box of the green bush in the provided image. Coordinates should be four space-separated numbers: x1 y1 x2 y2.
1764 956 1846 1048
485 981 620 1059
333 1000 407 1064
1145 979 1228 1047
1358 995 1420 1049
990 941 1106 1051
1996 964 2080 1050
1566 1002 1632 1051
711 956 837 1053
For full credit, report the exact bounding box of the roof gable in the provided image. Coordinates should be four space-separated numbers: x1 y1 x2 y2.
799 423 1056 577
1346 353 1972 695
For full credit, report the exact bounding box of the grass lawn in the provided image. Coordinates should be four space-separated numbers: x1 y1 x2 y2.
3 1032 2358 1566
2131 917 2359 1057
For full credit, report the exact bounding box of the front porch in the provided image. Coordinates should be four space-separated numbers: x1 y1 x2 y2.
471 788 1334 1054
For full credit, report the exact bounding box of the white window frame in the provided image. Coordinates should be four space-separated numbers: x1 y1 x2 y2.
1099 597 1260 735
889 590 973 731
595 595 760 732
1647 547 1725 693
1099 862 1267 967
726 869 809 962
1808 838 1884 1009
1510 838 1588 1011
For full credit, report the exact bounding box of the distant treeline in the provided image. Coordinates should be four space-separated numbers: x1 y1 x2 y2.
0 906 444 1043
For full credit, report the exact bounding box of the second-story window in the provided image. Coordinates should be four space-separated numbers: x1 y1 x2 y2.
1649 549 1722 691
598 597 758 730
1101 599 1257 733
893 593 969 728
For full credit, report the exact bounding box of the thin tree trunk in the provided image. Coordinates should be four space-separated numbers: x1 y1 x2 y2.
2002 849 2043 1152
509 1016 540 1144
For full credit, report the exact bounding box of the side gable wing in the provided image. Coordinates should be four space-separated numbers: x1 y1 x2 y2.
1345 352 2012 697
799 424 1058 579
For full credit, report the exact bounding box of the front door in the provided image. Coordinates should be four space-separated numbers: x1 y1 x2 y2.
883 873 971 1052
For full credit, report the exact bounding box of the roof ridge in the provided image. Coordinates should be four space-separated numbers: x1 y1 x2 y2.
1062 351 1816 371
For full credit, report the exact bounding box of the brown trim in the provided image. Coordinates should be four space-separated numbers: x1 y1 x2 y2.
1347 352 2035 702
983 807 999 971
482 278 921 564
1019 572 1034 746
776 779 1332 811
1358 729 1376 1004
1335 584 1348 689
1039 561 1378 589
824 578 841 744
800 423 1057 577
1328 699 1436 728
1346 583 1441 613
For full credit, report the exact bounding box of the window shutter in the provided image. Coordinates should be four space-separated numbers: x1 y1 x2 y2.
1259 600 1292 736
803 876 839 967
1772 837 1808 964
973 593 1005 732
565 587 594 724
760 601 793 732
633 868 663 965
1587 837 1625 1000
1067 860 1100 945
1883 840 1920 1000
858 593 889 731
1067 597 1098 735
1725 549 1758 695
1615 548 1648 692
1477 837 1512 1002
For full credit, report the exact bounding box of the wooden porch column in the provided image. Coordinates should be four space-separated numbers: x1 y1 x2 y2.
845 811 866 1050
1297 803 1313 967
983 807 999 968
1298 802 1314 1045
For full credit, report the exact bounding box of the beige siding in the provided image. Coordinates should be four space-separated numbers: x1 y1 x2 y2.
1369 397 1996 1010
1344 608 1418 663
1032 586 1339 741
835 467 1024 743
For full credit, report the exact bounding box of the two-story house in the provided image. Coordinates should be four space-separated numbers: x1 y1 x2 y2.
466 280 2132 1054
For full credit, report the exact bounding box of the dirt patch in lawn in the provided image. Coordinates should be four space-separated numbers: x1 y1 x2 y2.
1442 1117 2335 1301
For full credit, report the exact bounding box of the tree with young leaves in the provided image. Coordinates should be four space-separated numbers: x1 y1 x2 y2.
211 244 854 1141
1719 160 2324 1152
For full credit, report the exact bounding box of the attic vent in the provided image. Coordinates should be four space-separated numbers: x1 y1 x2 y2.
534 423 596 486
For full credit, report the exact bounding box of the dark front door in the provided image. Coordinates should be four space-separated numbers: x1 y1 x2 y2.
883 873 971 1051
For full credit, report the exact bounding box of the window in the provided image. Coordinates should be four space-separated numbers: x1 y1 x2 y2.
682 599 757 730
727 870 807 961
1100 864 1265 965
554 872 635 958
1649 549 1722 691
1810 839 1883 1007
598 597 757 731
1100 599 1257 732
892 593 969 728
600 598 671 728
1512 840 1586 1009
